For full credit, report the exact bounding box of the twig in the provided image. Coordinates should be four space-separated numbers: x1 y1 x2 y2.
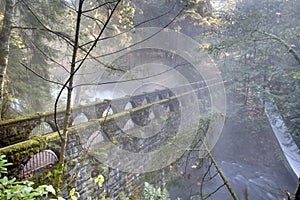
91 6 185 59
82 0 118 13
19 0 75 47
258 31 300 65
203 183 226 200
27 37 70 73
72 60 191 88
54 0 122 141
79 3 177 48
202 141 239 200
20 63 64 86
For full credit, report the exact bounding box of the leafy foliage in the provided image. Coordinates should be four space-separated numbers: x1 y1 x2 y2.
94 174 105 188
69 188 80 200
0 0 68 118
0 154 57 200
144 182 169 200
208 0 300 147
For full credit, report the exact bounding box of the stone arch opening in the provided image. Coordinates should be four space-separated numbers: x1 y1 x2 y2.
154 94 160 102
157 93 163 100
21 150 59 179
72 113 89 125
102 106 114 117
149 108 155 120
123 119 135 131
85 131 104 150
165 104 171 112
124 102 133 110
129 97 151 127
168 103 175 112
30 122 54 137
142 98 148 105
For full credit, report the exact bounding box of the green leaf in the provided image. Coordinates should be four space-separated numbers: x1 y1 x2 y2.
71 196 77 200
69 188 76 196
46 185 56 195
1 176 8 184
94 175 105 188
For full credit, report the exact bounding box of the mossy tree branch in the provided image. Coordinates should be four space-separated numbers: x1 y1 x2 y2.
259 31 300 65
202 141 239 200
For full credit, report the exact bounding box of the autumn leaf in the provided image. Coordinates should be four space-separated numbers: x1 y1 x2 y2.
178 171 184 177
186 173 191 180
196 176 201 186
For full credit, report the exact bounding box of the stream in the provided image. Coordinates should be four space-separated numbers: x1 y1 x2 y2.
168 109 298 200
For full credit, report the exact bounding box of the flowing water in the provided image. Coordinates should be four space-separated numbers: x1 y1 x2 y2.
167 112 297 199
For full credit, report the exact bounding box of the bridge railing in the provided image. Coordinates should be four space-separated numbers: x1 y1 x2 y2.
0 89 168 146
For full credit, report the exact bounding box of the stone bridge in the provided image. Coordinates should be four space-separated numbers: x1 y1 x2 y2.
0 81 217 199
0 81 212 147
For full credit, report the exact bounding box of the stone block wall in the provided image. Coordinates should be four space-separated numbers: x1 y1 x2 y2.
0 90 183 199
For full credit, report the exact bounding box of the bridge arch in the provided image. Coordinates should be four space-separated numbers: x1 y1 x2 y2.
21 149 59 179
30 122 54 138
102 106 114 117
124 102 133 110
144 97 150 104
72 113 89 125
157 92 163 100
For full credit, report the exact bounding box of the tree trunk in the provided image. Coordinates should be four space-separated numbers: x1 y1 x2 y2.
59 0 83 165
0 0 14 120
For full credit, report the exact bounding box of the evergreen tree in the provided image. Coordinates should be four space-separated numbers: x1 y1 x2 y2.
210 0 300 144
0 0 67 118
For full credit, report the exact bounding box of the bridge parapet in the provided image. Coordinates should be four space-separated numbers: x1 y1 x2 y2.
0 100 110 147
0 88 181 147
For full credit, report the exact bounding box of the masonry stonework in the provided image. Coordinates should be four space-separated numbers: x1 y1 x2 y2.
0 86 197 199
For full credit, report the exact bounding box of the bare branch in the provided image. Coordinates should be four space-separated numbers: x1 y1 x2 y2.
53 0 122 142
26 36 70 73
79 4 176 49
19 0 75 47
76 46 125 72
11 26 39 30
61 1 76 12
20 63 64 86
91 6 185 60
72 60 191 88
200 160 214 198
258 31 300 65
76 4 182 74
203 183 226 200
202 140 239 200
57 0 86 162
80 13 111 31
82 0 119 13
100 4 177 42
